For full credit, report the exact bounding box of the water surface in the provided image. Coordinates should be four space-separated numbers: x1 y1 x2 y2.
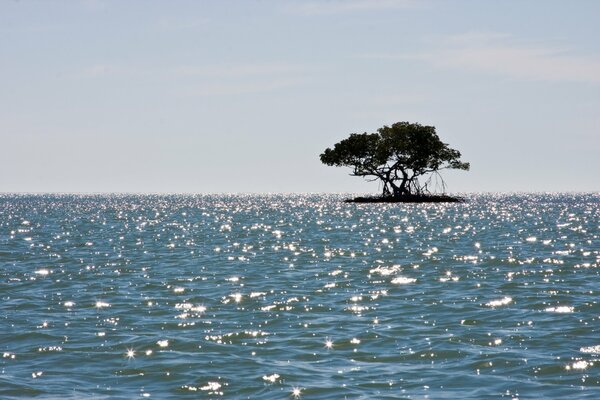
1 193 599 399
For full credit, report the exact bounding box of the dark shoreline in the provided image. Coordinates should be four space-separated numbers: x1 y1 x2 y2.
345 194 464 203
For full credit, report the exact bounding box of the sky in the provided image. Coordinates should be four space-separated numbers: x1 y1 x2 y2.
1 0 599 194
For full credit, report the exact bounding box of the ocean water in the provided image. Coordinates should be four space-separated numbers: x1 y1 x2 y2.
0 193 599 399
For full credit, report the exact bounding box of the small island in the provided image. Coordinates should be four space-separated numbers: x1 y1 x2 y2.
320 121 470 203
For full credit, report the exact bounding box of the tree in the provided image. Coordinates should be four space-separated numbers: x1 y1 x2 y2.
320 122 469 198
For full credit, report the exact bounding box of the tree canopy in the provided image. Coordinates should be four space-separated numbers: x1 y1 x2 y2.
320 122 470 198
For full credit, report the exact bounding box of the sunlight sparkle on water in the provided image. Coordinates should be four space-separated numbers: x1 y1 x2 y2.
486 297 512 307
580 345 600 354
2 193 600 399
545 306 574 313
262 373 280 383
369 264 401 276
231 293 243 303
34 269 50 276
566 360 593 370
125 348 135 359
200 381 223 395
391 276 416 284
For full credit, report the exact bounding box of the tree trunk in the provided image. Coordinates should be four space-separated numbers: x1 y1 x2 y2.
382 170 393 198
389 181 399 198
396 170 410 197
382 182 391 197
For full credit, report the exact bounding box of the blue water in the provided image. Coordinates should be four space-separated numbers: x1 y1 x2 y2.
1 193 599 399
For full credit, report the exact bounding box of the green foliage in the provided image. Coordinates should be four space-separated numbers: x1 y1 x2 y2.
320 122 470 197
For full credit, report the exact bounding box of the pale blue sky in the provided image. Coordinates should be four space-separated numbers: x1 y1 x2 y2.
2 0 599 193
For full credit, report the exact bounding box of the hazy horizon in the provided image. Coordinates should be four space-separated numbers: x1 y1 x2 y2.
1 191 598 196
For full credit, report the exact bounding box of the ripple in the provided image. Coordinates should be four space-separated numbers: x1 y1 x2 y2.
262 373 281 383
390 276 417 284
580 345 600 354
545 306 574 313
485 296 513 307
1 193 599 398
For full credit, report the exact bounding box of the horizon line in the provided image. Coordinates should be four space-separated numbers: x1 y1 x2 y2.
1 191 598 196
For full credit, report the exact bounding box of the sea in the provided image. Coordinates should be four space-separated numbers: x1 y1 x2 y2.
0 193 599 399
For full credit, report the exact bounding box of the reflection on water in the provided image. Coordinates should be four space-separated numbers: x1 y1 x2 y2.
0 193 599 398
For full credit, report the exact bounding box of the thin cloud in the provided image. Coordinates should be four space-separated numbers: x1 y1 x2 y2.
79 0 107 11
287 0 419 15
76 61 315 95
435 46 600 84
173 63 312 78
156 16 209 31
368 93 428 106
367 32 600 84
78 62 314 80
173 62 317 95
78 64 148 78
83 64 117 77
183 77 310 97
